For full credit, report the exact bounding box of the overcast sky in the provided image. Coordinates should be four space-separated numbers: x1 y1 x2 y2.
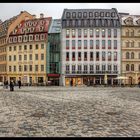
0 3 140 21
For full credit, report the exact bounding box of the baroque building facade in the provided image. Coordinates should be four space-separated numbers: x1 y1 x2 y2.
61 8 121 86
0 11 33 82
7 13 52 85
121 14 140 85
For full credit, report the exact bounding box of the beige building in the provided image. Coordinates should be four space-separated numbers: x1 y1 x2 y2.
0 11 33 82
7 14 52 85
121 14 140 85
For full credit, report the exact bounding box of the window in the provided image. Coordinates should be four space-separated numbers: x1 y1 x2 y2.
24 55 27 60
131 52 134 59
14 46 16 51
102 51 105 61
9 66 11 72
131 64 134 71
96 52 99 60
66 20 69 27
29 35 33 41
89 12 93 17
108 52 111 60
100 12 104 17
90 65 94 73
66 12 70 18
95 12 99 17
19 55 22 61
78 65 82 73
78 52 81 60
29 65 32 71
102 64 106 71
139 65 140 71
125 30 129 36
126 64 129 71
78 12 82 18
66 65 69 73
114 29 117 37
66 52 69 61
78 29 81 37
30 45 32 50
9 56 11 61
72 20 75 27
72 65 76 73
84 52 87 60
108 40 111 49
106 12 110 17
24 45 27 50
102 40 105 49
131 41 134 47
83 12 87 18
114 40 117 49
108 65 112 71
84 65 88 73
102 29 105 37
78 40 81 48
35 65 38 71
96 40 99 49
41 44 44 49
72 40 75 49
96 65 100 71
90 40 93 49
114 65 117 71
66 40 69 49
35 54 38 60
14 66 16 71
90 52 93 60
108 29 111 37
78 20 82 27
9 46 12 51
126 52 130 59
35 44 38 49
84 40 87 49
14 55 16 61
41 54 44 60
138 42 140 48
90 29 93 37
84 29 87 37
72 29 75 37
131 30 134 37
66 29 70 37
24 65 27 71
96 29 99 37
41 65 44 71
126 41 129 47
19 65 22 72
19 45 22 50
114 52 117 61
84 19 87 27
72 52 75 61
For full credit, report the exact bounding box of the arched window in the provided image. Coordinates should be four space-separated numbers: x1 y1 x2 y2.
126 52 130 59
126 64 129 71
131 64 134 71
131 52 134 59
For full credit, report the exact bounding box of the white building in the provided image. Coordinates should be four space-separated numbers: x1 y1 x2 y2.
61 8 121 86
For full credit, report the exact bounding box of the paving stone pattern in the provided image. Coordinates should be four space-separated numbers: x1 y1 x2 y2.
0 86 140 137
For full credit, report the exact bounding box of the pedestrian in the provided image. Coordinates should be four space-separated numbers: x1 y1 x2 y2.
138 81 140 88
6 80 8 89
3 80 6 89
18 78 21 89
10 80 14 91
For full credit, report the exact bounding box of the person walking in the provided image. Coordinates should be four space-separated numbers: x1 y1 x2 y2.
18 78 21 89
6 80 8 89
10 80 14 91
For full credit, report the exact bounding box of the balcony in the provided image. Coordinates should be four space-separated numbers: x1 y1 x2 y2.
78 36 81 38
102 58 105 61
108 46 111 49
84 47 87 49
78 47 81 49
72 58 75 61
66 35 69 38
84 35 87 38
90 46 93 49
96 46 99 49
72 35 75 38
66 58 69 61
78 57 81 61
102 46 105 49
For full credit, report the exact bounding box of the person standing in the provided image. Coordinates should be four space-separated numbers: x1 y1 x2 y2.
10 80 14 91
18 78 21 89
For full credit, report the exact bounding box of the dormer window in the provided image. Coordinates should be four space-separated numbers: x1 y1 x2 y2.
83 12 87 18
66 12 71 18
106 12 110 17
111 12 115 17
89 12 93 17
95 12 99 17
136 19 140 25
100 12 104 17
40 26 44 31
125 17 133 25
78 12 82 18
72 12 76 18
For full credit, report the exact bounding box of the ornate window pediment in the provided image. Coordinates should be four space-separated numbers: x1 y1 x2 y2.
124 17 133 25
136 19 140 25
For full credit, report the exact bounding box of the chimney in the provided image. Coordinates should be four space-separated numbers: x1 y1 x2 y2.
32 15 36 19
40 13 44 18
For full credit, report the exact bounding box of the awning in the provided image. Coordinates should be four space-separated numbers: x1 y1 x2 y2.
47 74 60 77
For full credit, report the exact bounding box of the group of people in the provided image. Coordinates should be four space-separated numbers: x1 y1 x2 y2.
3 79 21 91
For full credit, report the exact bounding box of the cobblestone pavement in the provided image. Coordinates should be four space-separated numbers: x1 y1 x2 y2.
0 86 140 137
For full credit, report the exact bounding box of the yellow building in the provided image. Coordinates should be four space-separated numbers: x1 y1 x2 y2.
0 11 33 82
121 14 140 85
7 14 52 85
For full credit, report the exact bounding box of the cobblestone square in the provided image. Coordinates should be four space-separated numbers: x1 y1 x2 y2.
0 86 140 137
